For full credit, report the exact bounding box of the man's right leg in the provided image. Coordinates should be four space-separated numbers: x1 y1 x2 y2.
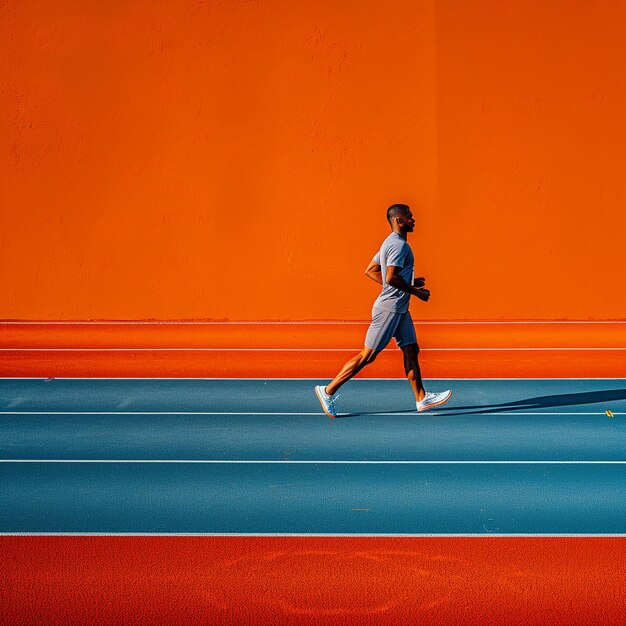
315 307 397 417
315 346 379 417
325 346 379 396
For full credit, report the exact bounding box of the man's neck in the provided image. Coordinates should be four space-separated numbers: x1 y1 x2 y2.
392 228 408 241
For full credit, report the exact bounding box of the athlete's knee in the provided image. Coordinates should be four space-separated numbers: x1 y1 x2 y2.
361 348 378 364
402 342 419 357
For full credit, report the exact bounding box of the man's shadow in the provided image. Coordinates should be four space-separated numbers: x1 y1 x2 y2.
339 389 626 418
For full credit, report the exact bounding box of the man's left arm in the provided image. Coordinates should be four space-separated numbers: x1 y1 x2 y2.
364 259 383 284
386 266 430 301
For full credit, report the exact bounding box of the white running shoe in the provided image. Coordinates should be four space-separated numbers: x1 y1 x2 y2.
315 385 339 418
416 390 452 412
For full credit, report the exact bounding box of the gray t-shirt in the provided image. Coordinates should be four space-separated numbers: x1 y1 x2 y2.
372 232 414 313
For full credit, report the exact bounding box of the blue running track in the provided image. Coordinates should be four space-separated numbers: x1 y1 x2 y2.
1 378 624 535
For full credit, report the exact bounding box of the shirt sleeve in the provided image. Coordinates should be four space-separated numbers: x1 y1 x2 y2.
386 241 408 268
373 252 381 264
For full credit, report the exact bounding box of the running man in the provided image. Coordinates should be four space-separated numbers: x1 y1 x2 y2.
315 203 452 418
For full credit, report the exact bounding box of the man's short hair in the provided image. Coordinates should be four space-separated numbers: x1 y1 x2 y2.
386 203 410 224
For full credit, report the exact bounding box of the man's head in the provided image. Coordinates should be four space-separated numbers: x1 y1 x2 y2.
386 203 415 233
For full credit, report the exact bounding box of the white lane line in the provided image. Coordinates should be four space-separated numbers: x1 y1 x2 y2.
0 411 622 416
1 347 625 351
1 532 624 537
0 459 626 465
1 320 625 325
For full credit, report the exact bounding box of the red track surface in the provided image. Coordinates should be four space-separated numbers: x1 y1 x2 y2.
3 322 625 348
2 347 625 378
2 537 624 625
2 322 625 377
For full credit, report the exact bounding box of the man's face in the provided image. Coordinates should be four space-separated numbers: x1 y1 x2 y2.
397 210 415 232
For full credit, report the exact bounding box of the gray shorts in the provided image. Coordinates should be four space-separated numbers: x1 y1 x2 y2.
364 306 417 351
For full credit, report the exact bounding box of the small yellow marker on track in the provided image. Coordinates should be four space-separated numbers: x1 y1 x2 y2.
605 410 614 418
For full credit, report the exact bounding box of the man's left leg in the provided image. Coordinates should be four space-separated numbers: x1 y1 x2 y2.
395 312 452 411
400 342 425 402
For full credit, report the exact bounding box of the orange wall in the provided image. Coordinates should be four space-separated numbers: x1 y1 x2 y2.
1 0 624 320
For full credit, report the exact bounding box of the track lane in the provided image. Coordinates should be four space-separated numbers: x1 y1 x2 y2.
2 379 624 462
2 461 625 534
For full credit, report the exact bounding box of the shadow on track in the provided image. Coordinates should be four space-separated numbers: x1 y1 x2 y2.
337 389 626 418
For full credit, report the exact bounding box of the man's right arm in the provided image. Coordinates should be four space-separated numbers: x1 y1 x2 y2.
364 259 383 285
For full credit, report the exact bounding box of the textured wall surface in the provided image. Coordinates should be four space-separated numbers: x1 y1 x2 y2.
1 0 624 320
